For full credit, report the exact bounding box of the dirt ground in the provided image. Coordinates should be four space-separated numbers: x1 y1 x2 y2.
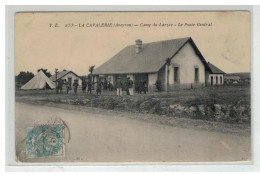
16 97 251 136
15 85 251 162
15 102 251 163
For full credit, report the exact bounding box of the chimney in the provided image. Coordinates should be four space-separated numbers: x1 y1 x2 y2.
135 39 142 54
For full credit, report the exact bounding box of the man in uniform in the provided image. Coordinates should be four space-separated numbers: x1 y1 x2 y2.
104 78 108 90
137 80 142 94
128 77 134 96
155 78 162 92
125 78 130 95
87 78 92 95
65 80 70 94
82 78 87 94
96 78 103 96
108 80 113 91
73 79 79 95
143 80 147 94
57 79 64 94
116 76 123 96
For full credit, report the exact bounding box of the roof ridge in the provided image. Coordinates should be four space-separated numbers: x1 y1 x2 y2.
125 37 191 47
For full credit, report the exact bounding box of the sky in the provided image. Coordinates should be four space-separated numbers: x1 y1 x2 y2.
15 11 250 76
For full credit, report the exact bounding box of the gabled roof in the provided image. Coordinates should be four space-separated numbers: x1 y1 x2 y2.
207 62 226 74
93 37 210 75
50 70 81 81
21 70 55 90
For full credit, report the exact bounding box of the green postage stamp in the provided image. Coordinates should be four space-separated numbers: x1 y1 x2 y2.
26 125 64 158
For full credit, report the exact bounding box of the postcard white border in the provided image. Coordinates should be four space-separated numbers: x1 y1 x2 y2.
5 5 260 172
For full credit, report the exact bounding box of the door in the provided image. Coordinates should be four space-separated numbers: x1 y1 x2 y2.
174 67 180 83
134 74 149 91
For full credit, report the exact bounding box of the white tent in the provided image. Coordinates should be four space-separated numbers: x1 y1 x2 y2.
21 70 56 90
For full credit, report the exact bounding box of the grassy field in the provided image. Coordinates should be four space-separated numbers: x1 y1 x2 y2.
16 84 251 124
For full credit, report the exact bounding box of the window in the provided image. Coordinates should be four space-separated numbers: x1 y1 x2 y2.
216 76 218 84
194 68 199 82
174 67 180 83
220 76 222 84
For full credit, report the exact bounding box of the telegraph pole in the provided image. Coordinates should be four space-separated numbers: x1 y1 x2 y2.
55 68 58 94
166 58 170 94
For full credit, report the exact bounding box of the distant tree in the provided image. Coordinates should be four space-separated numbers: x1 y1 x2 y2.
16 71 35 87
37 68 52 77
89 65 95 75
89 65 95 81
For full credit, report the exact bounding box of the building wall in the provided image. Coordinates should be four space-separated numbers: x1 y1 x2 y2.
148 73 157 85
147 73 158 91
61 72 82 86
205 70 210 85
208 74 224 85
158 66 166 90
168 42 205 89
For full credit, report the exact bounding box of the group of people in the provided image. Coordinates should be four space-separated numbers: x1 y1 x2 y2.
81 79 94 95
57 79 80 95
56 77 162 96
135 80 148 94
82 78 114 96
115 77 134 96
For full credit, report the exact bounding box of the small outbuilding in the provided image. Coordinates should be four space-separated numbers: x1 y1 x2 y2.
206 62 226 86
50 70 82 88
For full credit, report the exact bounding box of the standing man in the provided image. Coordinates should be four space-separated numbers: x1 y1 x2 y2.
155 78 162 92
82 78 87 94
57 79 64 94
135 80 139 93
116 76 123 96
96 78 103 96
125 78 130 95
143 80 147 94
87 78 92 95
104 78 108 90
57 80 61 94
128 77 134 96
138 80 142 94
65 80 70 94
73 79 79 95
108 80 113 91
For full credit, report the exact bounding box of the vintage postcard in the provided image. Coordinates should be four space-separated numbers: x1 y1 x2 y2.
14 11 251 163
